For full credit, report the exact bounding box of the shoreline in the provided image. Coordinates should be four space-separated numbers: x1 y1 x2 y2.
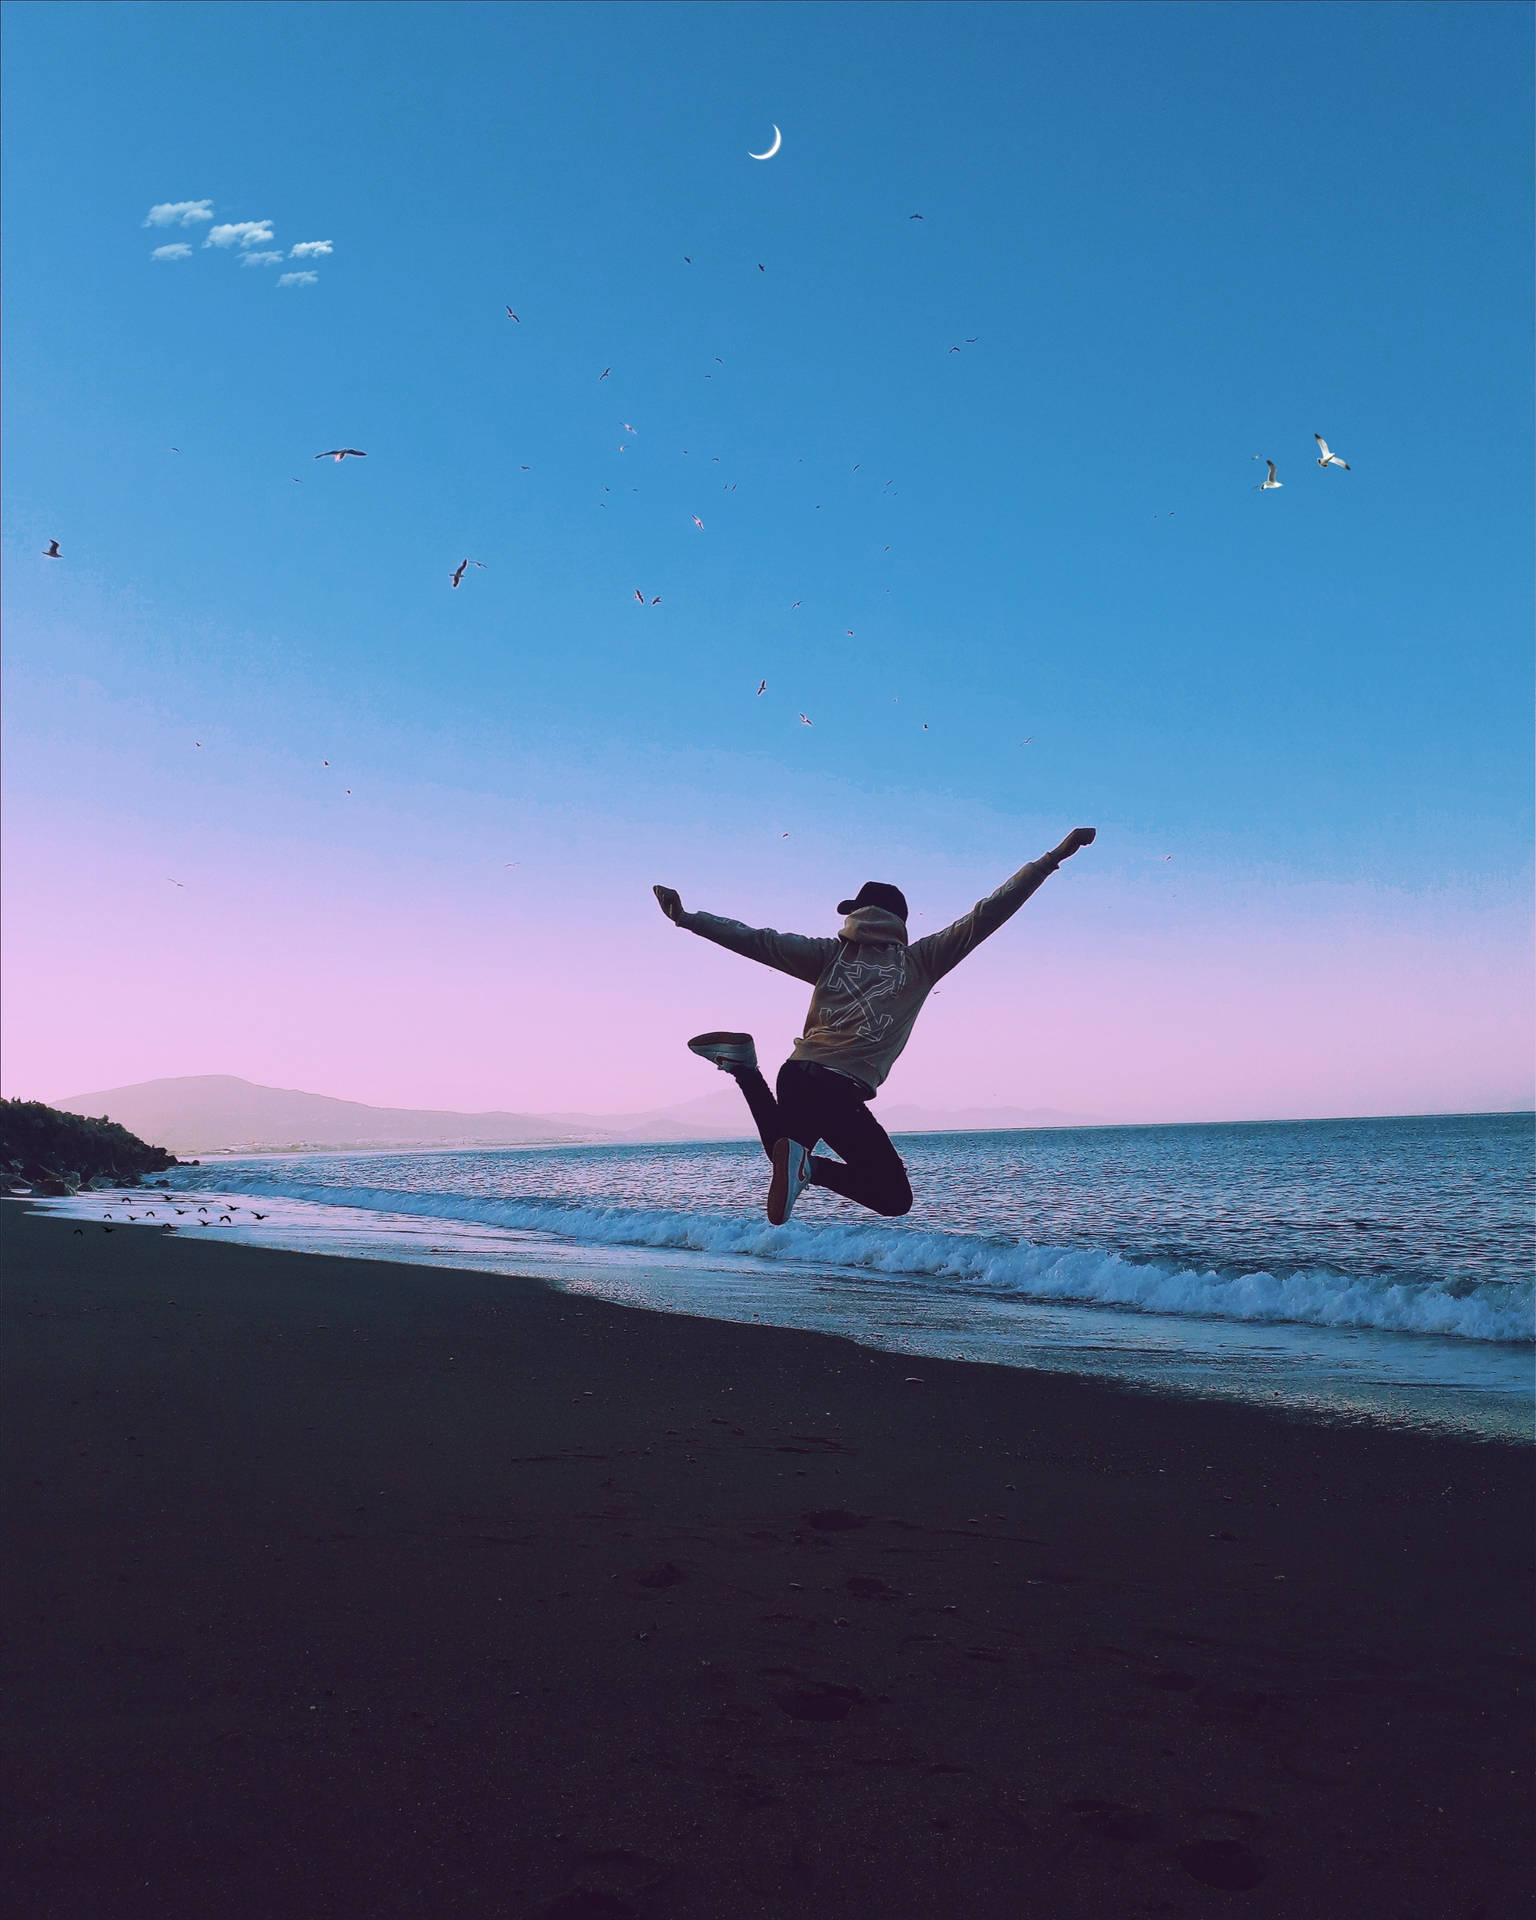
4 1200 1531 1917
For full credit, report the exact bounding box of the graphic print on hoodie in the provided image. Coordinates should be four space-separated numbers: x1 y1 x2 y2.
675 856 1060 1094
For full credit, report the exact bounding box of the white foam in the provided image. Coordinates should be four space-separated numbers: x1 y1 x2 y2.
117 1173 1534 1346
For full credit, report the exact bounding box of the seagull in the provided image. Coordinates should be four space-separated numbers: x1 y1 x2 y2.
909 213 924 220
799 713 813 726
599 367 610 381
316 449 366 462
253 1211 267 1219
623 423 636 434
451 560 469 588
755 679 766 695
651 597 661 605
43 540 61 558
691 515 705 530
1314 434 1350 470
170 446 180 453
505 307 520 321
790 601 801 609
167 878 184 888
1254 460 1282 491
635 589 645 603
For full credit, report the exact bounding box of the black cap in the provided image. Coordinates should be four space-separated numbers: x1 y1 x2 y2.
837 881 908 920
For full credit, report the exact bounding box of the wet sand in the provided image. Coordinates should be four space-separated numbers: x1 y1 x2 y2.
3 1200 1530 1919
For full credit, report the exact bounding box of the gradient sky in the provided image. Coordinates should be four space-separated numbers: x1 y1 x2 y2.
3 0 1531 1122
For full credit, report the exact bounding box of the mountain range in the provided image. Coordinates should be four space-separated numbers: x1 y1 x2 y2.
53 1075 1102 1156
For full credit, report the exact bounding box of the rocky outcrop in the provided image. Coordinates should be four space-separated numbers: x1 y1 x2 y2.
1 1100 178 1192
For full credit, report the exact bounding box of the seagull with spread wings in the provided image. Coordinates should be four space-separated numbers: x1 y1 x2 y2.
316 449 366 462
1253 460 1283 491
43 540 61 558
1314 434 1350 471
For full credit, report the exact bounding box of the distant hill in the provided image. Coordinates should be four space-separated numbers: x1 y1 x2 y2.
51 1075 1101 1156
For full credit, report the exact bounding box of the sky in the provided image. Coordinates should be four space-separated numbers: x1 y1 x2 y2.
2 0 1531 1124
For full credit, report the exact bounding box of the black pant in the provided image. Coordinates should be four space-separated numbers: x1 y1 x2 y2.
733 1060 913 1217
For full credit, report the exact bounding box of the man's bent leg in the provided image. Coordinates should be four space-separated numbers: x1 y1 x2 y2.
807 1098 912 1217
776 1064 912 1217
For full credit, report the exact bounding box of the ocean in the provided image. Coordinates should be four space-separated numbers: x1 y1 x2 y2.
50 1110 1533 1443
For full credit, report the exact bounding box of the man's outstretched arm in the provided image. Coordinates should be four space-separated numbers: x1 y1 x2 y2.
653 885 835 985
910 828 1096 980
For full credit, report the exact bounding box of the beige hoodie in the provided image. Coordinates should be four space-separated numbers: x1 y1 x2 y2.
677 853 1062 1093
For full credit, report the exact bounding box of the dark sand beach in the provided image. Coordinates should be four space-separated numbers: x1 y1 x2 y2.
3 1200 1530 1919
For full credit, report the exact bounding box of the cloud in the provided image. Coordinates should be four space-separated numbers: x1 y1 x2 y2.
144 200 214 228
288 240 333 259
204 220 275 250
150 243 194 261
277 270 318 287
241 251 284 268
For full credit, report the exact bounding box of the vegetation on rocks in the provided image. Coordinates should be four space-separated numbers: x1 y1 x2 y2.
0 1100 178 1193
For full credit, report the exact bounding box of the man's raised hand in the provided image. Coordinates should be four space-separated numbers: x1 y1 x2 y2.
1052 827 1097 861
653 884 685 923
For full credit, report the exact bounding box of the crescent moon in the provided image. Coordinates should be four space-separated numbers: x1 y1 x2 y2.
748 124 782 161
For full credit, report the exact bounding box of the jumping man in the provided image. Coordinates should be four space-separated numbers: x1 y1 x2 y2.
653 826 1096 1224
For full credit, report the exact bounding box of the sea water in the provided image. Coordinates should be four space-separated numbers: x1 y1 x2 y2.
50 1112 1533 1443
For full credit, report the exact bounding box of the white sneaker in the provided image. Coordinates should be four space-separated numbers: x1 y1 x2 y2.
767 1137 813 1225
687 1031 758 1073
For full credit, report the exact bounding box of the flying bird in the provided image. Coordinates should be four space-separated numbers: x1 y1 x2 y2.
757 263 765 272
451 560 469 589
909 213 924 220
316 449 366 462
1254 461 1283 491
691 515 705 530
651 597 661 605
43 540 61 558
170 446 180 453
167 878 184 888
799 713 813 726
755 679 766 695
790 601 801 609
599 367 611 381
1314 434 1350 470
505 307 520 321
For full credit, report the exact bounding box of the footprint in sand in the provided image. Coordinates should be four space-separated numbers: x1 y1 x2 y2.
844 1574 901 1600
1177 1837 1269 1890
773 1680 865 1722
634 1561 686 1588
803 1509 868 1532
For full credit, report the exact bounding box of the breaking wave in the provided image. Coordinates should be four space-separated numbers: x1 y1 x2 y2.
158 1170 1534 1346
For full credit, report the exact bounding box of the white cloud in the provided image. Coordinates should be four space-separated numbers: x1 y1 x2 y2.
277 270 318 287
288 240 333 259
241 251 284 267
150 243 193 261
144 199 213 228
204 220 275 250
